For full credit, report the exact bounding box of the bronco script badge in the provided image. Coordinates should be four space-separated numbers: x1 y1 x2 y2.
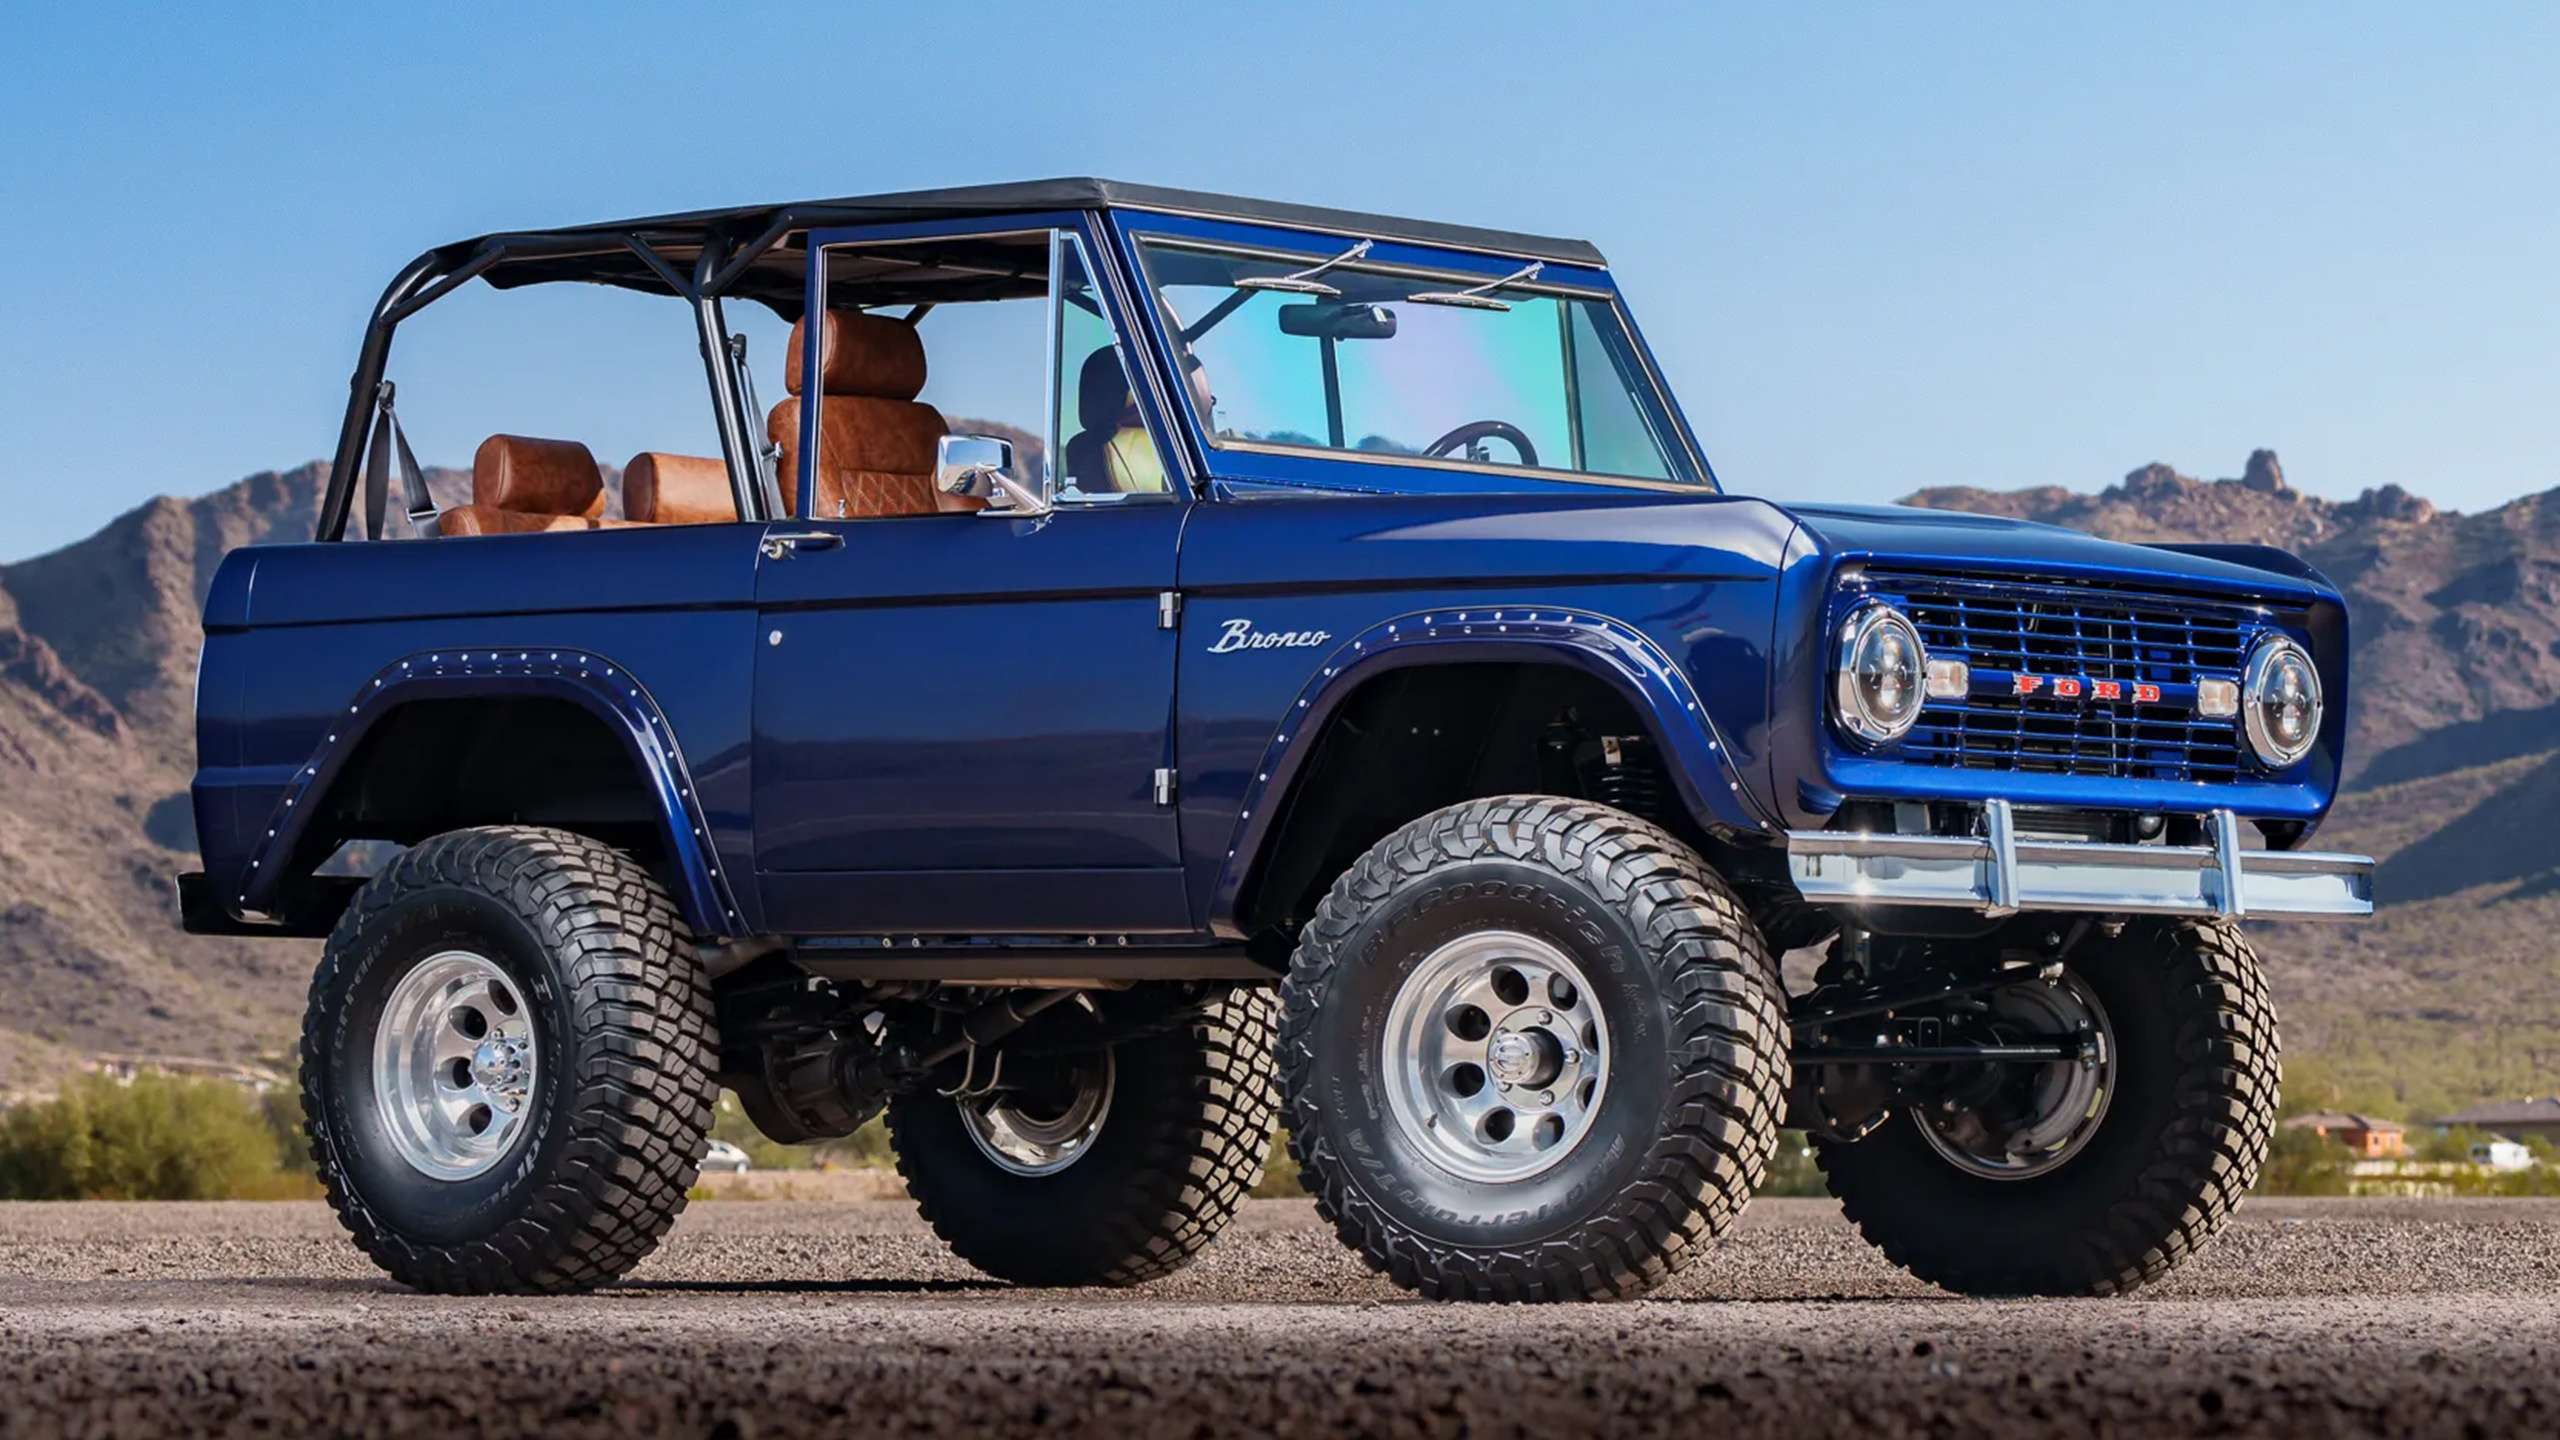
1207 619 1333 654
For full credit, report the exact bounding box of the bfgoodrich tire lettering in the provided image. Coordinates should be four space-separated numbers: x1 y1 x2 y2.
302 826 717 1294
888 985 1279 1287
1815 920 2279 1296
1281 796 1790 1302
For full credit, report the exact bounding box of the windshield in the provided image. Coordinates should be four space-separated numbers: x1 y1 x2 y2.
1134 238 1699 485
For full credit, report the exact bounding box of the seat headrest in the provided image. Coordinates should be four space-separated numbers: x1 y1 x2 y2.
785 310 928 400
622 452 737 524
471 435 605 516
1078 346 1137 433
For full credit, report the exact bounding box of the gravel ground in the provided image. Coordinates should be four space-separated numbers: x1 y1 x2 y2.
1 1196 2556 1438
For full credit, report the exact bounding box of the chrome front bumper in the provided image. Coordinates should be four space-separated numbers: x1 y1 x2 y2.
1785 801 2373 921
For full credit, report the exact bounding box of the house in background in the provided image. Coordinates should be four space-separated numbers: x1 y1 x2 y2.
2471 1139 2535 1172
2441 1097 2560 1146
2283 1111 2408 1158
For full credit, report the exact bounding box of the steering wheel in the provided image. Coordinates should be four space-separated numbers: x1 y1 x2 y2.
1424 420 1538 468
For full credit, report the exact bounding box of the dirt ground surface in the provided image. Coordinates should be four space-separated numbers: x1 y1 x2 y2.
1 1196 2556 1439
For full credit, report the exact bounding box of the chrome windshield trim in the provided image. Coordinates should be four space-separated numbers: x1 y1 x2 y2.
1785 808 2372 921
1136 233 1615 299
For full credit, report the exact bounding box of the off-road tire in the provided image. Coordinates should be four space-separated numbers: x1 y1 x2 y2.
887 985 1278 1287
1815 920 2279 1296
302 826 717 1294
1280 796 1790 1302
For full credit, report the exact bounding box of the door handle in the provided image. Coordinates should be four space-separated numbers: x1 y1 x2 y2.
760 530 843 560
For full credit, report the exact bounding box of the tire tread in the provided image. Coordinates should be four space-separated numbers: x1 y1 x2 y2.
1280 796 1790 1302
302 826 716 1295
1816 920 2278 1296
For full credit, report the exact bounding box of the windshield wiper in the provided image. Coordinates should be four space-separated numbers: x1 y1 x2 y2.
1406 261 1543 312
1235 239 1372 296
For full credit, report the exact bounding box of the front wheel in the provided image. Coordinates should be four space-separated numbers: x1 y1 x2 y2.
1815 920 2279 1295
1281 797 1790 1302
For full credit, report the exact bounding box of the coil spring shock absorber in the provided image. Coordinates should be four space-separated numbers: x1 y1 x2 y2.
1595 734 1670 827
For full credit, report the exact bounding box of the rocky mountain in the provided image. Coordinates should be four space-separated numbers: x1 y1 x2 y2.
0 465 334 1087
1910 452 2560 1111
3 449 2556 1115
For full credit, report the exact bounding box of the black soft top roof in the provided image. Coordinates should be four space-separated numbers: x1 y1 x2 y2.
447 178 1608 316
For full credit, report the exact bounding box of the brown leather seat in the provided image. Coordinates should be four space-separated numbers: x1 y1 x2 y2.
442 435 606 536
766 311 980 518
618 452 737 525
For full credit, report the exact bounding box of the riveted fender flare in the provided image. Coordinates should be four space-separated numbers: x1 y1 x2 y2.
232 648 743 936
1208 606 1778 932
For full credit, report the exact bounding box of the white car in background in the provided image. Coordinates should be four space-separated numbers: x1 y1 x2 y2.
700 1140 751 1175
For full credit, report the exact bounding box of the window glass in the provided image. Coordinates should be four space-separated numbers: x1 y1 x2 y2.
911 298 1047 479
1054 235 1172 499
1566 302 1675 481
1137 239 1693 484
802 234 1054 515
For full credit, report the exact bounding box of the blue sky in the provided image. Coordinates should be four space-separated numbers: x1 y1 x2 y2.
2 2 2555 559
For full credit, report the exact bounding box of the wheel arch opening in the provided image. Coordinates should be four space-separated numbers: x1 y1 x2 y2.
272 694 685 926
1233 659 1720 952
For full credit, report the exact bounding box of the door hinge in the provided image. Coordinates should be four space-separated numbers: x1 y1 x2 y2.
1158 590 1182 629
1154 768 1178 806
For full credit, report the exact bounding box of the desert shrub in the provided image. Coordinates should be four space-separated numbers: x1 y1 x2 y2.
710 1091 897 1171
0 1073 317 1200
2253 1123 2352 1195
2415 1125 2494 1164
2474 1164 2560 1197
1759 1129 1831 1197
1252 1128 1303 1198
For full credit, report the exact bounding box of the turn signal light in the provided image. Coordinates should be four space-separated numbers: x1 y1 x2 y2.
1924 658 1970 699
2196 678 2241 718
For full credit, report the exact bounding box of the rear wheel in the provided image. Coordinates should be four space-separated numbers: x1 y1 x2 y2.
1815 920 2278 1295
887 985 1277 1287
1281 796 1790 1302
302 826 716 1294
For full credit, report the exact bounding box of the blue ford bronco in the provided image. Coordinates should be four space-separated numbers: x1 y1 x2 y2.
182 179 2372 1301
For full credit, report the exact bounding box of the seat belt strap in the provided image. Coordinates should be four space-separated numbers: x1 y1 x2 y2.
729 333 787 519
362 382 439 540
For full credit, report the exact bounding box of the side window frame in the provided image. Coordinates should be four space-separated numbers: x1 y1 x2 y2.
1048 229 1185 508
795 213 1188 520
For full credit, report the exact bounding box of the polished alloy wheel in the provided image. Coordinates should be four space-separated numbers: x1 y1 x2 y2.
1381 929 1612 1182
1915 969 2115 1181
959 1050 1116 1177
371 950 540 1181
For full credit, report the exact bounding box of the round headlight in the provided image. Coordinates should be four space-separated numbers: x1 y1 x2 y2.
2242 635 2323 768
1833 604 1928 747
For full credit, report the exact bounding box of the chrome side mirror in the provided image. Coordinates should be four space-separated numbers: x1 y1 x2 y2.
936 434 1049 517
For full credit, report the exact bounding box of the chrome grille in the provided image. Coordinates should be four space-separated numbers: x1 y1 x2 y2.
1862 571 2257 784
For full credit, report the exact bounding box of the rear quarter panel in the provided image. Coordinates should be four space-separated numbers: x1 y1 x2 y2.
191 526 764 926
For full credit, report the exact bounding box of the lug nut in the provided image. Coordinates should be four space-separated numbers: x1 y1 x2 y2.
1538 1010 1553 1024
1538 1090 1554 1106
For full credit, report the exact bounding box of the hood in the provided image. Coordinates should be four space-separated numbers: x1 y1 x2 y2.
1778 502 2335 603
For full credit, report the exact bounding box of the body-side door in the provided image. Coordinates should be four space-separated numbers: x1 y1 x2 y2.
750 218 1193 936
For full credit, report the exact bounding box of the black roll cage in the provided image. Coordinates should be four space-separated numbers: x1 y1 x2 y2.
316 212 859 543
314 180 1612 544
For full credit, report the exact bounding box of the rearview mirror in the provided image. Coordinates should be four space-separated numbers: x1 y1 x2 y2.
1278 302 1398 341
935 434 1050 517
